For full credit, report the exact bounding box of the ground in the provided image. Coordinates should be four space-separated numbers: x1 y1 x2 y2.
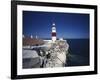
23 40 69 68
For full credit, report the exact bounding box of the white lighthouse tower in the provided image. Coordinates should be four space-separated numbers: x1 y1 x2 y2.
52 22 57 42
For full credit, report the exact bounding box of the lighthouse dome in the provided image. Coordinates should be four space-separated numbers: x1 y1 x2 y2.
52 22 55 26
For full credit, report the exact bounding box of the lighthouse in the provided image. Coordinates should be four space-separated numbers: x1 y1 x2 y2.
52 22 57 42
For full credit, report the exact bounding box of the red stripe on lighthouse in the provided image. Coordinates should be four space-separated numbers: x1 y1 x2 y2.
52 32 56 36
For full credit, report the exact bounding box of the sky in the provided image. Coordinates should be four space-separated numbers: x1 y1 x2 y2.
23 11 89 39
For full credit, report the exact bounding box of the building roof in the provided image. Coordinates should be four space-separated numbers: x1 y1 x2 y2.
23 37 44 46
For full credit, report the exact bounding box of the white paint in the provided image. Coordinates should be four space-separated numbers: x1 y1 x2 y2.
52 22 55 26
59 38 63 40
52 36 56 42
30 35 33 38
52 27 56 32
52 23 56 41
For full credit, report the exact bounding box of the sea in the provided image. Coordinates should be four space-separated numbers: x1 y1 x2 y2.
65 39 89 66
